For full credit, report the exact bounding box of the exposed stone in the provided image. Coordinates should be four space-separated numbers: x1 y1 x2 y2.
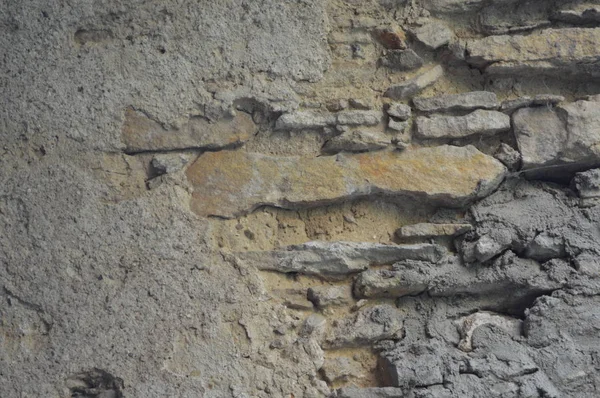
374 26 407 50
512 107 567 170
472 234 511 263
494 143 521 171
396 223 472 239
307 285 353 308
320 356 364 384
336 110 382 126
327 99 349 112
525 233 565 262
466 28 600 77
415 110 510 139
411 22 454 50
334 387 405 398
150 154 191 175
388 119 408 132
384 65 444 100
272 289 314 311
301 314 327 338
500 95 565 113
275 111 337 130
381 49 425 71
455 311 523 352
122 108 257 152
552 3 600 25
235 241 445 279
413 91 498 113
572 168 600 198
349 98 373 110
186 146 507 218
322 130 390 154
478 1 552 35
421 0 515 14
353 261 436 299
533 94 566 106
513 99 600 170
322 304 404 348
387 103 412 121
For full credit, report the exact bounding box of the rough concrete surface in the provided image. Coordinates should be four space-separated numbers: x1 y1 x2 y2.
3 0 600 397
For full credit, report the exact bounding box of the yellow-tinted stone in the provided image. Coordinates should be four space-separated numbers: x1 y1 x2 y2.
186 146 507 218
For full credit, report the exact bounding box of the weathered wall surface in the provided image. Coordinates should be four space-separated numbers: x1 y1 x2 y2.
3 0 600 397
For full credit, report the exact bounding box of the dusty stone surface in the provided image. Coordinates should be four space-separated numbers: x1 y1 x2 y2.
322 130 390 154
413 91 498 113
387 103 412 121
396 223 472 238
5 0 600 397
494 143 521 171
384 65 444 100
235 241 445 279
415 110 510 139
307 285 353 309
467 28 600 76
322 304 404 348
572 168 600 199
381 49 424 71
122 108 257 152
513 98 600 171
186 146 507 218
553 3 600 25
411 22 454 50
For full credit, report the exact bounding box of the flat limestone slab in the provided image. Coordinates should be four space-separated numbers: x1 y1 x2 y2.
466 28 600 76
415 110 510 139
413 91 498 113
122 108 256 152
235 241 445 279
186 146 507 218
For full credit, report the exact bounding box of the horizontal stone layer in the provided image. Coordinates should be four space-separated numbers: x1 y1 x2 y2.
413 91 498 113
186 146 507 218
122 108 256 152
466 28 600 76
415 110 510 139
235 241 444 279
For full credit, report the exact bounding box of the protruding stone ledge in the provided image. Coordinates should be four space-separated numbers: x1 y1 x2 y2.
384 65 444 100
274 110 382 131
466 28 600 77
415 110 510 139
396 223 472 239
186 145 507 218
513 98 600 173
413 91 498 113
122 107 256 152
235 241 445 279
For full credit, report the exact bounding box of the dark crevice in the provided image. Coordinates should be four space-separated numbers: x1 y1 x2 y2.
122 141 245 156
2 286 53 333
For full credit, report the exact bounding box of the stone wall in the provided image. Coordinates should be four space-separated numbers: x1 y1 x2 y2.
3 0 600 397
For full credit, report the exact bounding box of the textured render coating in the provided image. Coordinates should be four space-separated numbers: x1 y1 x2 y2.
4 0 600 397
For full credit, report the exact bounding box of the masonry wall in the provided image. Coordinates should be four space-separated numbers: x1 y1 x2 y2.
3 1 600 397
